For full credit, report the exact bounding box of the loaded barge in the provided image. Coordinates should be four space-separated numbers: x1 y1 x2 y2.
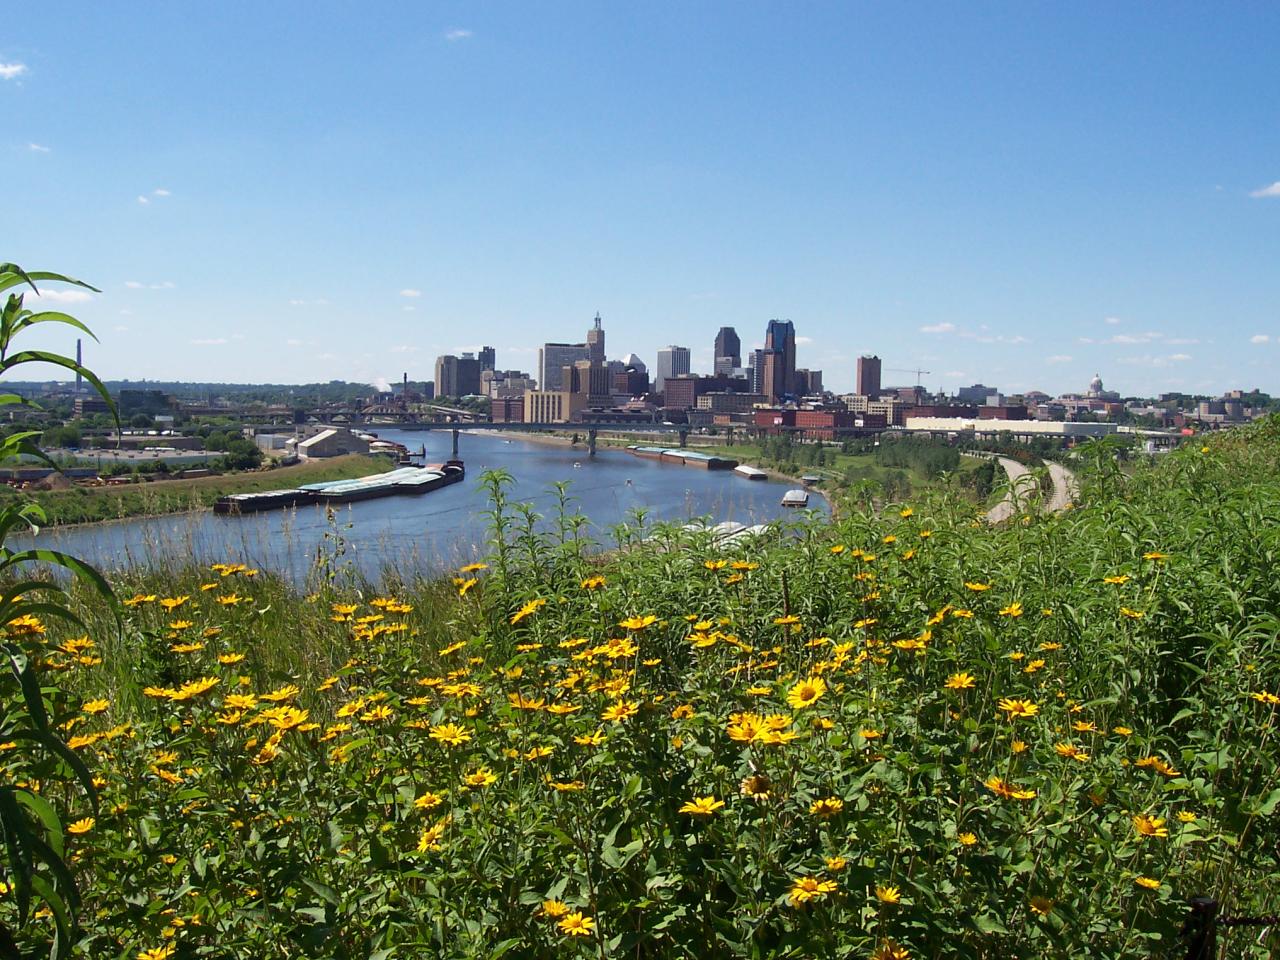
214 460 464 515
626 446 738 470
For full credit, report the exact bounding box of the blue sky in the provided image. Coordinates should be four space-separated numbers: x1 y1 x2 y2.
5 2 1278 395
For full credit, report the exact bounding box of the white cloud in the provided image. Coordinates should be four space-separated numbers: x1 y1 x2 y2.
920 322 955 334
113 324 130 333
152 188 170 197
1104 316 1122 325
1116 353 1192 368
136 195 150 205
125 280 174 290
29 289 94 304
288 297 329 306
191 338 227 346
1166 337 1199 345
1076 337 1095 344
1046 355 1072 364
1249 181 1280 199
943 370 966 378
400 288 422 298
1104 331 1164 345
0 63 26 80
444 28 473 41
1250 334 1271 344
391 345 419 354
27 142 49 153
124 281 144 289
795 336 813 346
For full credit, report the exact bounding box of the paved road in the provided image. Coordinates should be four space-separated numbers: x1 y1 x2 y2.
987 457 1032 523
1045 461 1078 511
985 457 1078 522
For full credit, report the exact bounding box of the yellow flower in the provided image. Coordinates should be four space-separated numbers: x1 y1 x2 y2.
1120 607 1144 619
557 912 595 937
825 855 847 872
809 797 844 818
429 723 472 747
997 698 1038 719
618 614 658 630
1142 551 1169 561
998 602 1023 617
218 652 246 665
67 817 94 835
459 561 488 573
956 832 977 846
541 899 570 918
870 939 910 960
82 698 109 715
414 791 445 810
416 815 451 853
875 885 901 904
579 575 606 590
510 598 546 625
964 581 992 591
1135 876 1161 890
1054 742 1090 762
984 776 1035 801
1103 575 1130 584
1029 896 1053 916
787 875 838 906
455 577 478 597
137 945 176 960
944 672 975 690
786 676 826 710
679 795 724 816
601 700 639 723
462 767 498 789
773 614 800 625
1250 691 1280 706
1133 814 1168 838
670 704 695 720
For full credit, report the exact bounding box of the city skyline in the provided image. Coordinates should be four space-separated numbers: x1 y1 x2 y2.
6 3 1279 395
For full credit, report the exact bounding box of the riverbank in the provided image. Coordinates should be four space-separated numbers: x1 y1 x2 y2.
0 454 394 526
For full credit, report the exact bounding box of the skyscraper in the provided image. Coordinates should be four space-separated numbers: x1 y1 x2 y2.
714 326 741 375
856 355 882 398
749 348 766 395
539 342 591 392
655 346 691 392
478 346 496 372
587 313 605 364
762 319 796 401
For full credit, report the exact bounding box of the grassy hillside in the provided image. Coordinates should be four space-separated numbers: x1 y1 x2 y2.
5 420 1280 957
0 454 393 525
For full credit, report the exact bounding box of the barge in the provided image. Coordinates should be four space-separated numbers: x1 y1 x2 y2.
781 488 810 508
214 460 464 515
627 446 738 470
733 464 768 481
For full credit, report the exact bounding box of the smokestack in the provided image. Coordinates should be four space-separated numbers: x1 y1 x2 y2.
76 339 83 393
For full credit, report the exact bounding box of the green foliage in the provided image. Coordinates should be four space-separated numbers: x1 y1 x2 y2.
6 419 1280 956
0 263 116 954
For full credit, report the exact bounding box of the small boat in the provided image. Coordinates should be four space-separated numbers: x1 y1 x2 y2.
734 464 767 481
781 489 810 508
573 462 581 469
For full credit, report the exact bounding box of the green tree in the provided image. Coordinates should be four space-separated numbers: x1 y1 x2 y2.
0 263 116 954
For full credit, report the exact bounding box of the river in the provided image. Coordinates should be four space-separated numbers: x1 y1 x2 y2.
24 430 826 583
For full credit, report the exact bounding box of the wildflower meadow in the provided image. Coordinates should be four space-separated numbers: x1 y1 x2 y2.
4 419 1280 958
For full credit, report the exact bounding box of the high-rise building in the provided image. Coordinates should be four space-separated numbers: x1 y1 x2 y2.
714 326 741 375
478 346 496 372
539 342 591 392
655 346 691 392
435 353 483 398
762 319 796 401
587 313 605 364
749 348 766 395
856 355 881 398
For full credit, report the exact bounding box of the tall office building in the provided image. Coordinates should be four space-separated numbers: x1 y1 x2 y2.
749 348 766 395
435 353 483 398
713 326 741 375
586 313 605 364
762 319 796 401
539 342 591 392
478 346 496 372
655 346 691 392
856 355 882 398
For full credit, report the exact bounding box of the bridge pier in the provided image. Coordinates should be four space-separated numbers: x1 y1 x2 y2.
678 428 688 449
451 429 459 458
726 426 734 447
588 427 597 457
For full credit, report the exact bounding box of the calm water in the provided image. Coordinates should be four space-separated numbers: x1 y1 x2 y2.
28 430 825 583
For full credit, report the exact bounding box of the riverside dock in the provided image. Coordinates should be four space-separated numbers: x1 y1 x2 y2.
214 460 464 514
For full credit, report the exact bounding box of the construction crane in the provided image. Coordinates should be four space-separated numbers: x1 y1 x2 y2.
885 366 933 386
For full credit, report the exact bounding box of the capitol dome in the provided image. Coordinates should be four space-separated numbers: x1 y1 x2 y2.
1088 373 1104 396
